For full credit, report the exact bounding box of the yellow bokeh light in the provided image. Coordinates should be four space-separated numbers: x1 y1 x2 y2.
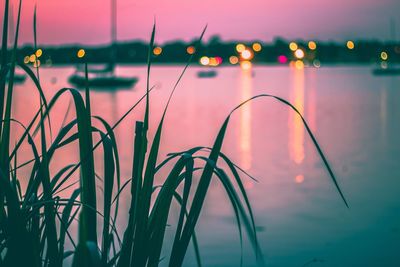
308 41 317 50
236 43 246 53
23 56 30 64
186 46 196 55
289 42 298 51
33 60 41 68
209 57 218 66
252 42 262 52
229 56 239 65
380 51 388 60
200 56 210 66
240 60 252 70
346 41 355 50
29 54 36 63
241 49 253 60
153 46 162 56
35 49 43 57
294 49 305 59
77 49 85 58
295 60 304 69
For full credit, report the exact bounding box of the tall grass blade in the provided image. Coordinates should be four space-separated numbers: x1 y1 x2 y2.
0 0 9 132
230 94 349 208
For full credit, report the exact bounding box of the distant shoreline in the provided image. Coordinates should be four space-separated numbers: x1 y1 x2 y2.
11 39 400 66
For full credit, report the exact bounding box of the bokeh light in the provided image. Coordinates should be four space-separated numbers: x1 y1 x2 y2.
236 43 246 53
186 46 196 55
209 57 218 66
29 54 36 62
241 49 253 60
229 56 239 65
346 40 355 50
240 60 252 70
153 46 162 56
33 60 41 68
200 56 210 66
77 49 85 58
295 60 304 69
252 42 262 52
295 174 304 183
278 55 288 64
308 41 317 50
294 49 305 59
35 49 43 57
289 42 298 51
380 51 388 60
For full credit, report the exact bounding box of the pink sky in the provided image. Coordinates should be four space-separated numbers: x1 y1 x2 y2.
6 0 400 45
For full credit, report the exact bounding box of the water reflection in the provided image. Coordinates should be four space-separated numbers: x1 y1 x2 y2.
238 65 253 172
288 67 305 166
307 69 317 132
8 66 400 267
380 82 387 143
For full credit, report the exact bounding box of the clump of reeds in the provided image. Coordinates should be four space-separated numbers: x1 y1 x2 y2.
0 1 347 267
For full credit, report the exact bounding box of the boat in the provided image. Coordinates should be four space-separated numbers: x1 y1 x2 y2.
372 67 400 76
197 69 218 78
371 19 400 76
7 72 27 83
69 72 137 88
68 0 138 89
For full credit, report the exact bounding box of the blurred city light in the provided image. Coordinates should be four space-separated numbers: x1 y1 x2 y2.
77 49 85 58
153 46 162 56
229 56 239 64
289 42 298 51
294 49 305 59
346 41 355 50
278 55 288 64
380 51 388 60
308 41 317 50
295 60 304 69
241 49 253 60
252 42 262 52
186 46 196 55
236 43 246 53
35 49 43 57
200 56 210 65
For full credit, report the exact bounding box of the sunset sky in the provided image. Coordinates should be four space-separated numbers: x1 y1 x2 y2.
6 0 400 45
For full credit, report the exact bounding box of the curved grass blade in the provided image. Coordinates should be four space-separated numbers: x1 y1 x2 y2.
230 94 348 208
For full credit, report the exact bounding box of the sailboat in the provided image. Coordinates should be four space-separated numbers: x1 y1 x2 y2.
68 0 138 88
372 18 400 76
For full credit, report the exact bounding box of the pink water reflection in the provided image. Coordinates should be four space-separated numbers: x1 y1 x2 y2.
10 65 400 267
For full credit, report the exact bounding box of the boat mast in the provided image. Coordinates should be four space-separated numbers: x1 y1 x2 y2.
8 4 14 48
110 0 117 71
390 18 396 43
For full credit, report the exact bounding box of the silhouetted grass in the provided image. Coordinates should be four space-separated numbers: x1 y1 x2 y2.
0 1 347 267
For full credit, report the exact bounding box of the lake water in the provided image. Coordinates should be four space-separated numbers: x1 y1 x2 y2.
11 65 400 267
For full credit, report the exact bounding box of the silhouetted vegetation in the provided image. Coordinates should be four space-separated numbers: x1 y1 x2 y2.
0 1 348 266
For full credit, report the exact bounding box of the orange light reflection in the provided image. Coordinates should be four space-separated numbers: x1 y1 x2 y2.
289 67 305 165
239 64 253 173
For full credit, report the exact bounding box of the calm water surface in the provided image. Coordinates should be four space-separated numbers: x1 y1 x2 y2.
11 65 400 266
